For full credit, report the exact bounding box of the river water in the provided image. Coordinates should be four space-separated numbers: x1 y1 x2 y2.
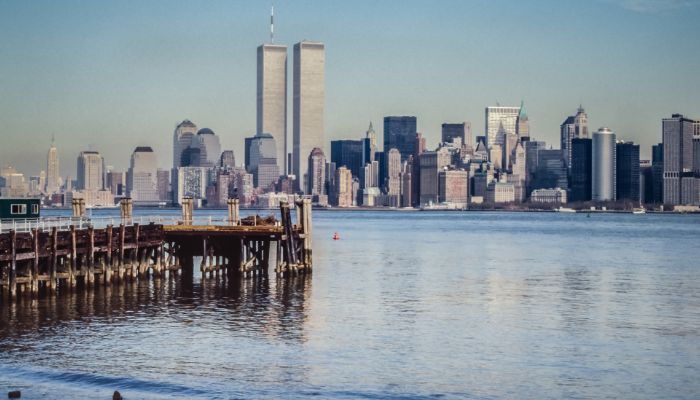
1 210 699 399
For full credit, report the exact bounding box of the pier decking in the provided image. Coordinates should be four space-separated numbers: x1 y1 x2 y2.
0 200 312 303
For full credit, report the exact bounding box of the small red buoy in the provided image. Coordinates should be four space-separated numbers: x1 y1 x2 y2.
332 232 340 240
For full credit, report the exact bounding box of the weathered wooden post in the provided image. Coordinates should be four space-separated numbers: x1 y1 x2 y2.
120 198 133 223
9 230 17 299
69 225 77 289
299 198 313 271
49 227 58 293
227 198 240 225
32 228 40 296
105 224 113 284
182 197 193 225
87 225 95 287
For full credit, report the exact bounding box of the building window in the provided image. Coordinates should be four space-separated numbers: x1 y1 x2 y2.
11 204 27 215
32 204 39 214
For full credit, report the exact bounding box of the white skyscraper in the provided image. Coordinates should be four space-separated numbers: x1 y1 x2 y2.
485 106 520 147
257 43 287 175
46 139 60 194
293 40 325 193
592 127 617 201
127 146 159 203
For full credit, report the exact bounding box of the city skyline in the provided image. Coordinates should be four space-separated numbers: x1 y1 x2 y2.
1 1 700 176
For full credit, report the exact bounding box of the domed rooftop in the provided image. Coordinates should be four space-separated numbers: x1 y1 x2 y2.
197 128 215 135
177 119 196 128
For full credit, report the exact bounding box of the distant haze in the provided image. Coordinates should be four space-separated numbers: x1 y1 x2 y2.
1 0 699 176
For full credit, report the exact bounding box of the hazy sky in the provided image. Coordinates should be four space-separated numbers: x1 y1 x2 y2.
1 0 699 177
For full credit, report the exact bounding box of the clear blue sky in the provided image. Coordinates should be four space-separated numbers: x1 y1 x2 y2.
1 0 699 176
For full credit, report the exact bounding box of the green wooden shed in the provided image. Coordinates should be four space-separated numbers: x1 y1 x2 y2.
0 198 41 219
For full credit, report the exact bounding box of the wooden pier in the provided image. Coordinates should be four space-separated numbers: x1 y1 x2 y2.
0 199 312 303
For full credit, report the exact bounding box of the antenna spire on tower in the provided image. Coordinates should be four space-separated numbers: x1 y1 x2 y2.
270 5 274 43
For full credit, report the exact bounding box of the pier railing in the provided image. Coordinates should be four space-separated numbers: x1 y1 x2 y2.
0 215 281 233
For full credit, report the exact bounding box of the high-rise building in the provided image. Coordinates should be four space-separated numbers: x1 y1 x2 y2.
76 151 104 191
334 166 353 207
385 148 402 196
650 143 664 204
106 170 125 196
156 169 170 202
331 139 364 179
127 146 159 203
307 148 326 196
384 116 417 162
366 122 377 161
438 170 469 207
570 138 592 202
419 148 451 205
516 103 530 139
485 106 520 147
176 167 208 205
46 140 60 194
561 106 589 171
173 120 197 169
195 128 222 167
592 127 617 201
441 123 470 145
532 149 568 192
257 43 287 175
293 41 325 193
220 150 236 169
616 141 640 203
245 132 279 189
662 114 697 205
411 133 427 207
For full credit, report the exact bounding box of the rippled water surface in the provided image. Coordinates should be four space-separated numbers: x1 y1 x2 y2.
1 210 699 399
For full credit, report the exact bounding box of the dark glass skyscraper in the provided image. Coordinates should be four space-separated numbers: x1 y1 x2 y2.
616 141 640 203
570 138 592 202
441 123 467 145
331 140 364 179
384 116 417 162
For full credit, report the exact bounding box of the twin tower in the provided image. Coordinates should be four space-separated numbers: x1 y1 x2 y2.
257 40 325 194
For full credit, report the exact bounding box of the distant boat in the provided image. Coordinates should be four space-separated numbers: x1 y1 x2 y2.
632 208 646 214
555 207 576 213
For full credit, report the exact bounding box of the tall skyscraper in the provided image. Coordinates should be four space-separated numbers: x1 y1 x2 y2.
195 128 222 167
307 147 326 196
570 138 592 202
616 141 640 203
245 132 279 189
516 103 530 140
561 106 589 171
384 116 417 162
173 120 197 169
257 43 287 175
76 151 104 191
441 123 468 145
651 143 664 204
662 114 697 205
127 146 159 203
385 148 402 196
334 166 353 207
331 139 364 179
419 147 451 205
46 139 60 194
592 127 616 201
293 40 325 193
485 106 520 147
